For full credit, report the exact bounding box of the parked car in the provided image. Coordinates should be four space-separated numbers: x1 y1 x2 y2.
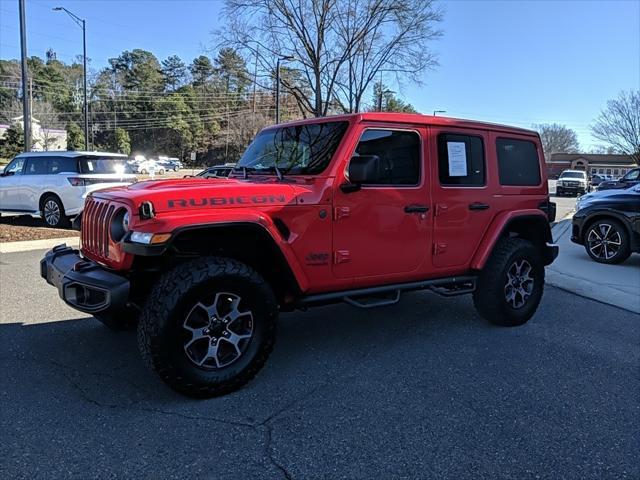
41 113 558 397
190 163 236 178
590 174 607 187
597 167 640 191
159 159 182 171
135 159 165 175
0 151 136 227
571 183 640 264
556 169 589 196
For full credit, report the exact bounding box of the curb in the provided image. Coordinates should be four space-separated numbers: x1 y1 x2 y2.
0 236 79 254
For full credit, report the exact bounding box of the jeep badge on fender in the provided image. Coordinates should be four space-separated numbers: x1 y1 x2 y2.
41 113 558 398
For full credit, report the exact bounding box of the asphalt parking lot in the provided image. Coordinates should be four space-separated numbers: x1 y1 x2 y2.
1 249 638 479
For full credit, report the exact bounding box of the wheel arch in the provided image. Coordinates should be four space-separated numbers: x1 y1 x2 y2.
471 210 553 269
39 191 65 214
133 221 305 306
580 212 634 245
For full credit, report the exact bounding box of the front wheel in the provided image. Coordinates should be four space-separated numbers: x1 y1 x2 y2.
473 238 544 327
584 219 631 264
138 257 277 398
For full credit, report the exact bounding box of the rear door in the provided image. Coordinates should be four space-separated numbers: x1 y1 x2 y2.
22 157 53 211
430 127 494 269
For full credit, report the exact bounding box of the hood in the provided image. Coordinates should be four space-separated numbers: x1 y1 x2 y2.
577 185 639 209
91 177 298 213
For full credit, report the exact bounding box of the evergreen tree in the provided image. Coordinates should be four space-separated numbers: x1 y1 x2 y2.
0 124 24 159
66 122 85 151
162 55 188 91
113 128 131 155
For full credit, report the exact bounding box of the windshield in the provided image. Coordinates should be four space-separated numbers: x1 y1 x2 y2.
560 171 585 179
236 121 349 175
79 156 135 174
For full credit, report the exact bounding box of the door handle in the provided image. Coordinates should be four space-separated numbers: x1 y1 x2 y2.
404 205 429 213
469 202 490 211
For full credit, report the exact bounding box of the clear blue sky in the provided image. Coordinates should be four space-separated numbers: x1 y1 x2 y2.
1 0 638 149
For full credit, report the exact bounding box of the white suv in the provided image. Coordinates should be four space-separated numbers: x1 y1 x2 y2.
0 151 137 227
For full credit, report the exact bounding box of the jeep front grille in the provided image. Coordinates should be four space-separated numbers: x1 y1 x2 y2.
81 197 115 260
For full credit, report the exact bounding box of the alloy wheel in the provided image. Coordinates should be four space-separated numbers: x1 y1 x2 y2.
44 200 61 226
587 223 621 261
504 259 534 309
182 292 254 369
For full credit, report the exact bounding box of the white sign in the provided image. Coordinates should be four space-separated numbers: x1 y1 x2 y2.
190 151 196 161
447 142 467 177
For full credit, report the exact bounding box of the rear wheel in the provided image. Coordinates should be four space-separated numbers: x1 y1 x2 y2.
138 257 277 398
41 194 69 228
584 219 631 264
473 238 544 327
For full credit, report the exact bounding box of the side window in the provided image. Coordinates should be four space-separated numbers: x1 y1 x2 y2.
48 157 78 174
437 133 485 186
354 129 420 185
496 138 541 186
624 169 639 181
25 158 49 175
4 157 26 175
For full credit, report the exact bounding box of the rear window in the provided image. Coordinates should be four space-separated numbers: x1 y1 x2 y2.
496 138 541 186
79 156 133 174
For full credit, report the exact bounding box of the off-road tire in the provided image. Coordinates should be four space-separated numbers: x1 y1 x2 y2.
137 257 277 398
583 218 631 264
40 194 69 228
473 238 544 327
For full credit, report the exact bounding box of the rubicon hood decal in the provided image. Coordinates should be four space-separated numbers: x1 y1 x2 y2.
91 178 298 212
168 194 288 208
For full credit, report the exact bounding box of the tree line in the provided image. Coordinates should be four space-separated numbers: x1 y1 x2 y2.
0 0 440 163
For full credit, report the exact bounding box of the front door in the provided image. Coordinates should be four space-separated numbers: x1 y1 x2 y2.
0 156 27 210
430 128 494 269
332 127 431 279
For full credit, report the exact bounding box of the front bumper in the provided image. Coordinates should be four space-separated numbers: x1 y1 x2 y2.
40 244 130 319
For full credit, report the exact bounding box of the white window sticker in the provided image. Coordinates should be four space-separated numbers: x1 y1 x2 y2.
447 142 467 177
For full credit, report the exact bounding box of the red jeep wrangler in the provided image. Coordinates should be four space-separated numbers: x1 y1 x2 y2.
41 113 558 397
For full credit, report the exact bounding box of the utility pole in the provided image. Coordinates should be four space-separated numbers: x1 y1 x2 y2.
19 0 31 151
275 56 294 124
53 7 88 150
252 47 258 115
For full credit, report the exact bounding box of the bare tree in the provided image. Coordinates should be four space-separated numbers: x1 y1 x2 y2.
591 90 640 165
533 123 580 159
219 0 442 117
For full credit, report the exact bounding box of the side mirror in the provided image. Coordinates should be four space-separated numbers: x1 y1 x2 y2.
341 155 382 193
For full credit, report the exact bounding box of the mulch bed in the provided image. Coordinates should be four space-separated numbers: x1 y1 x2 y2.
0 215 79 242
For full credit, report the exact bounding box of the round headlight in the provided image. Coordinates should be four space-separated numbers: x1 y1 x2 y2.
110 209 129 242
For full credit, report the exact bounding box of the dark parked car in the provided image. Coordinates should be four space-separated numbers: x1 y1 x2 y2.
597 167 640 191
571 183 640 264
590 174 608 187
195 163 236 178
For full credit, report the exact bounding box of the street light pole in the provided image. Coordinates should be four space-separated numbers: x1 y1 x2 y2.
82 18 88 150
53 7 88 150
275 56 294 124
19 0 31 151
433 110 446 116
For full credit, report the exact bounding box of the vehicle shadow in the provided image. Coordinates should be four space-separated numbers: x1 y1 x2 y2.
2 291 480 416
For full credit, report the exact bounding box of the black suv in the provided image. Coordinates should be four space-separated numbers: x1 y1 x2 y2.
597 168 640 191
572 184 640 264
